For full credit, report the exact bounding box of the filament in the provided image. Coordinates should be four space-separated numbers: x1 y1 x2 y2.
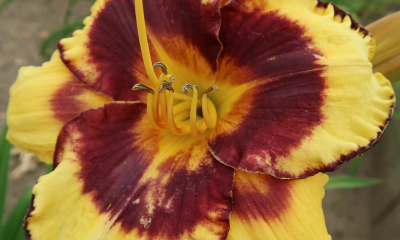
133 0 218 137
146 93 166 130
159 91 169 125
167 90 191 135
186 86 207 137
202 94 218 129
152 73 168 129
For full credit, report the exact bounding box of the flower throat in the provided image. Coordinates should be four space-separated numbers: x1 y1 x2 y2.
132 0 218 137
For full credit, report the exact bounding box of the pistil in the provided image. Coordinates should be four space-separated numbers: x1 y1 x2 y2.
134 0 158 86
133 0 219 137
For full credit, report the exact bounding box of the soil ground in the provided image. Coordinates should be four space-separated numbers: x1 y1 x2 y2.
1 0 400 239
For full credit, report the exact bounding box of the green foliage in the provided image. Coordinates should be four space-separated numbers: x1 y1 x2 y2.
1 186 33 240
0 125 12 237
0 123 51 239
325 176 381 189
329 0 400 24
325 156 381 191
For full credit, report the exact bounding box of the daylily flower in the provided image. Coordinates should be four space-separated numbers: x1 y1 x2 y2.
6 0 395 239
367 11 400 83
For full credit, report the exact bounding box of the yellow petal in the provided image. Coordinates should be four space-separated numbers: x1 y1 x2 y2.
26 102 234 240
7 51 112 163
228 171 331 240
367 11 400 83
207 0 395 178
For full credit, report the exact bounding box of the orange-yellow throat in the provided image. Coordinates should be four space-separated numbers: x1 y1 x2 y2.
132 0 218 137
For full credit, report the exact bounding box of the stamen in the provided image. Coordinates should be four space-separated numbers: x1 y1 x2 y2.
152 73 169 128
202 85 218 129
133 0 218 136
174 111 190 122
134 0 158 86
132 84 154 94
156 77 200 104
132 84 166 130
158 78 172 125
159 91 169 126
172 92 201 104
153 62 168 75
158 75 175 93
183 84 208 137
173 101 192 116
203 85 219 94
166 87 191 135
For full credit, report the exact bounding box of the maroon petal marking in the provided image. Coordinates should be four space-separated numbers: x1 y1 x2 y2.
209 70 325 178
227 171 330 240
208 0 326 178
59 0 222 101
59 0 147 101
232 171 292 221
209 0 393 179
40 102 234 239
144 0 222 73
216 0 325 86
50 78 93 123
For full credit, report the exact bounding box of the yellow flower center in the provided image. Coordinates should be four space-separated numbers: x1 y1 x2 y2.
132 0 218 137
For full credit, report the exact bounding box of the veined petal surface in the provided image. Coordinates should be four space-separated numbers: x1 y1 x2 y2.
208 0 395 178
59 0 222 100
228 171 331 240
7 51 111 164
26 102 234 240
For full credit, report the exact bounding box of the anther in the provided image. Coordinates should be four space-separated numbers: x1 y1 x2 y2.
132 83 154 94
182 83 198 95
159 75 175 93
203 85 219 94
153 62 168 75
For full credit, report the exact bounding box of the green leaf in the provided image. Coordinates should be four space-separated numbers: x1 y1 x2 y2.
392 111 400 120
1 186 33 240
325 176 381 190
0 125 11 233
46 164 53 174
350 157 361 177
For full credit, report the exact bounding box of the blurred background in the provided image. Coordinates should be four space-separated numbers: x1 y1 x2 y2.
0 0 400 239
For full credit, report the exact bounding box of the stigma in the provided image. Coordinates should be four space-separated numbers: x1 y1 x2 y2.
133 63 218 137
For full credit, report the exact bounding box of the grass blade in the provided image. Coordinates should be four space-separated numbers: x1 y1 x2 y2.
350 157 361 177
0 125 11 232
46 164 53 174
1 186 32 240
325 176 381 190
392 111 400 120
